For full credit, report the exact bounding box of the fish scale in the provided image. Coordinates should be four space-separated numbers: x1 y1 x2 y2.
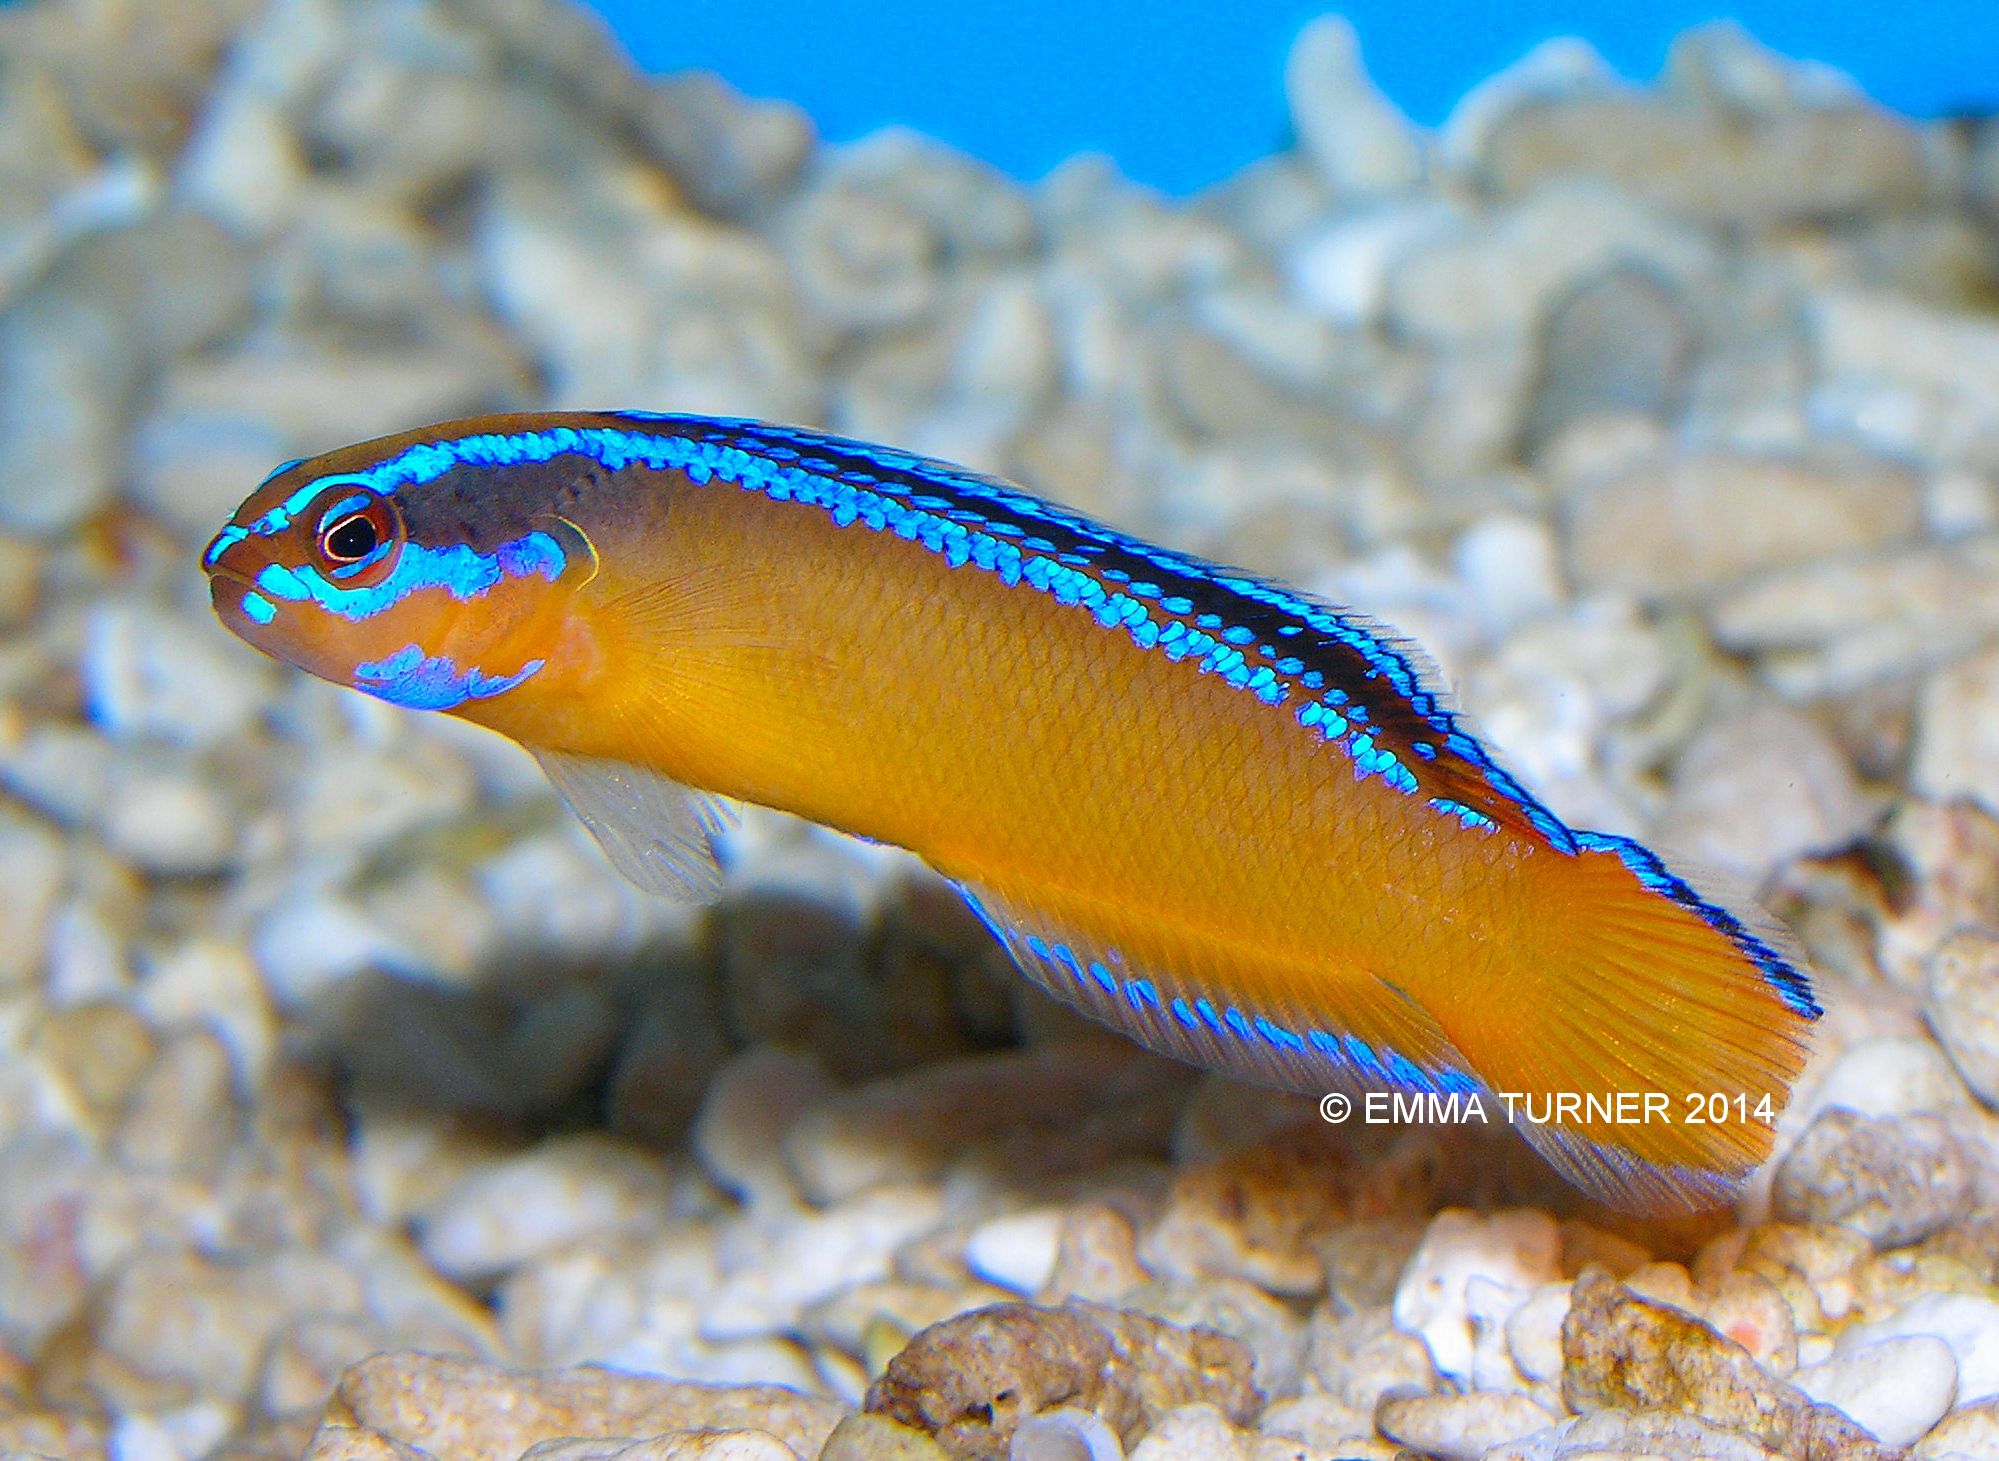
204 408 1821 1215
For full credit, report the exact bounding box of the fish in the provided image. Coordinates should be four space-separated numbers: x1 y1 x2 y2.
203 410 1820 1214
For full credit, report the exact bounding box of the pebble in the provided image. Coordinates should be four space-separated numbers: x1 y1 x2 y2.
418 1135 675 1284
1561 1270 1888 1461
966 1207 1067 1297
1564 449 1920 599
865 1303 1258 1460
1927 929 1999 1107
1010 1407 1125 1461
327 1353 844 1461
691 1045 835 1207
1914 1396 1999 1461
1792 1335 1957 1447
1772 1108 1973 1247
1283 17 1424 195
1481 92 1929 225
1840 1295 1999 1406
1655 698 1874 884
1391 1208 1560 1384
1377 1391 1560 1461
1915 644 1999 815
1799 1036 1972 1124
1386 182 1712 343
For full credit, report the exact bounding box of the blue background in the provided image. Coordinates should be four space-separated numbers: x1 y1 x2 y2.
583 0 1998 194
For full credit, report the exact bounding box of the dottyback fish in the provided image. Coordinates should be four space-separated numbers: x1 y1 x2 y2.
204 412 1819 1213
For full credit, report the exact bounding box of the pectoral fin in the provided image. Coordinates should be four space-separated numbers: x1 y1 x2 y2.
533 747 736 902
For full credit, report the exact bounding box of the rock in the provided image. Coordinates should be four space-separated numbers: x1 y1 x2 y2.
1839 1294 1999 1405
521 1433 802 1461
1481 95 1930 226
1522 265 1693 455
1814 289 1999 422
783 1046 1173 1205
418 1135 674 1284
1256 1394 1375 1453
83 602 273 749
1008 1407 1123 1461
639 72 814 219
1701 1271 1798 1378
1772 1109 1973 1247
1305 1308 1437 1414
100 766 235 877
1915 645 1999 815
98 1247 362 1405
1564 449 1920 599
701 1185 946 1340
1140 1124 1354 1297
1709 538 1999 697
863 1303 1258 1461
1392 1208 1560 1384
1455 514 1564 638
820 1414 950 1461
0 810 64 988
1505 1282 1574 1387
1287 199 1463 328
303 1426 438 1461
113 1028 239 1177
324 1352 844 1461
1800 1037 1971 1124
690 1045 835 1207
1915 1395 1999 1460
1484 1408 1784 1461
1386 182 1713 344
1377 1392 1560 1461
0 280 137 536
1654 699 1874 884
1043 1204 1151 1305
1928 929 1999 1108
1121 1277 1306 1400
1283 17 1424 195
1792 1335 1957 1447
966 1208 1066 1297
1562 1269 1896 1460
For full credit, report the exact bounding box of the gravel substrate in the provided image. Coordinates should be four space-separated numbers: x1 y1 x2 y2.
3 2 1999 1458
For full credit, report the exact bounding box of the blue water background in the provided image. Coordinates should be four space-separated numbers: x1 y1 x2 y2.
583 0 1999 193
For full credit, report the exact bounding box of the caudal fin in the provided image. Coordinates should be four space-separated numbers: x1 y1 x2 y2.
1437 831 1820 1215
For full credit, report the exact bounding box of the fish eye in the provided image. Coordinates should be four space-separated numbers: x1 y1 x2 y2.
311 493 400 583
321 512 379 562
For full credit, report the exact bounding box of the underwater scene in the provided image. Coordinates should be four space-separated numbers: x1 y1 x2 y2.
2 0 1999 1457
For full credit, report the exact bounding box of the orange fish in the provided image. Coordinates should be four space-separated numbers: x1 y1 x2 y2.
204 411 1818 1212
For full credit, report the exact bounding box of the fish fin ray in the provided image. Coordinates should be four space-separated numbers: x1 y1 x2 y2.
1433 832 1818 1215
532 748 734 902
955 880 1476 1098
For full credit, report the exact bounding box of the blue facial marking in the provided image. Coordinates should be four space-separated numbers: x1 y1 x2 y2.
241 592 277 625
258 531 566 623
205 525 249 566
353 643 546 711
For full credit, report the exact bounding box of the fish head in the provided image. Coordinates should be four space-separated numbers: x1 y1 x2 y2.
202 424 601 715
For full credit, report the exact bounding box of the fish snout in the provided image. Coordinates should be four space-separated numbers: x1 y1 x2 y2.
202 527 283 631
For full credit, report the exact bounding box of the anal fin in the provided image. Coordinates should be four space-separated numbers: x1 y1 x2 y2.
956 880 1477 1101
534 748 736 902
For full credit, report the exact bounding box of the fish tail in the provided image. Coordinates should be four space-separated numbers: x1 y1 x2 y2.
1436 831 1820 1214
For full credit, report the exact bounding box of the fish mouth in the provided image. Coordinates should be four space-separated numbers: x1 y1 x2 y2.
206 566 280 634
